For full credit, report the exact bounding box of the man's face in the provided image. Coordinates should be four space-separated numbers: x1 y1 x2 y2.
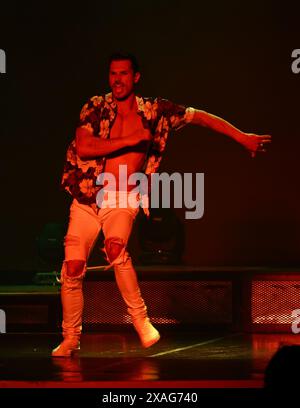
109 59 140 101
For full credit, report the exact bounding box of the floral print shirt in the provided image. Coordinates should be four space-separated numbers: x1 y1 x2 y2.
61 92 195 205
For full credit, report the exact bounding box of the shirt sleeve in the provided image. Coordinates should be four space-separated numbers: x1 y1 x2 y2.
157 97 195 131
77 96 103 136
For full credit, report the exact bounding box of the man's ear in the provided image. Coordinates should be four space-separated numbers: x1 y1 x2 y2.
134 72 141 84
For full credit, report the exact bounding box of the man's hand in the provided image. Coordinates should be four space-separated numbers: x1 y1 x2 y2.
140 194 150 218
127 128 152 147
143 208 150 218
240 133 272 158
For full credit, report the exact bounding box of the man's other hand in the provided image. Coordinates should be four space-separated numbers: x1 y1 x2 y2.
241 133 272 158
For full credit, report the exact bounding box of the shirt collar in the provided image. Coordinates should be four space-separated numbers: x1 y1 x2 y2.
105 92 146 115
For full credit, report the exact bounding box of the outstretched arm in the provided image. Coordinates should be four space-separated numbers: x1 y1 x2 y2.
191 109 272 157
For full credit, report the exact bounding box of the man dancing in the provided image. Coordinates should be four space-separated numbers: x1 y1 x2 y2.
52 52 271 357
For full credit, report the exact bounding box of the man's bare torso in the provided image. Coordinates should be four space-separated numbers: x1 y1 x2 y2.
104 110 150 191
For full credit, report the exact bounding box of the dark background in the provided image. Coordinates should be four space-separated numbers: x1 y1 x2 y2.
0 0 299 273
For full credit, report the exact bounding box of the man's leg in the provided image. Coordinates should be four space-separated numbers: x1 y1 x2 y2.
101 200 160 348
52 200 101 357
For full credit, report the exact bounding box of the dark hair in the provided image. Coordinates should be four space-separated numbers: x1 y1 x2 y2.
108 52 140 73
264 345 300 402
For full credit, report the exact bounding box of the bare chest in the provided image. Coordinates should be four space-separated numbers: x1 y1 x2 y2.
110 111 144 138
104 112 149 185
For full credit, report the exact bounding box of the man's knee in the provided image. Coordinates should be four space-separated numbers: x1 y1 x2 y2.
105 237 126 264
65 260 86 278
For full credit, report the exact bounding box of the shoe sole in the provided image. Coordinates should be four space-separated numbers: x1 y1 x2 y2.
51 348 80 358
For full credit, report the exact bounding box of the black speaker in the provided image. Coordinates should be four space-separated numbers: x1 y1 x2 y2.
36 223 65 272
137 208 184 264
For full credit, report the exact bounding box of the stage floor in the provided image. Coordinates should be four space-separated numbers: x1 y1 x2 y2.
0 329 299 388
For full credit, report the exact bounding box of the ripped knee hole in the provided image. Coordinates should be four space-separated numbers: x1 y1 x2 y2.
105 237 125 263
65 260 86 278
